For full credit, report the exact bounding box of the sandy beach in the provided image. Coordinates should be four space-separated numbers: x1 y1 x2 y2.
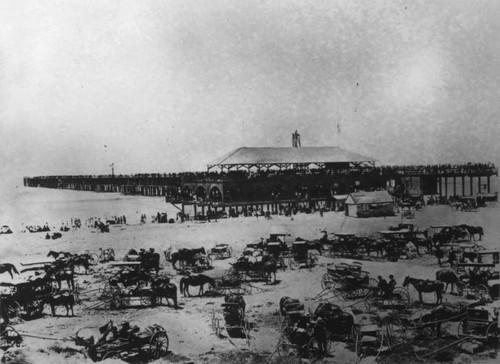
0 187 498 363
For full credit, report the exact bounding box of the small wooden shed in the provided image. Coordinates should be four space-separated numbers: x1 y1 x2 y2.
345 191 395 218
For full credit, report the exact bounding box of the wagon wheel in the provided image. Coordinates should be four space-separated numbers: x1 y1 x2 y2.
473 284 490 301
149 330 169 358
227 267 241 280
486 322 499 340
101 281 113 300
88 254 99 266
102 350 121 360
321 273 334 290
392 287 411 306
140 294 154 307
367 278 378 288
455 281 465 296
7 301 23 318
110 293 129 310
364 290 375 311
0 326 23 347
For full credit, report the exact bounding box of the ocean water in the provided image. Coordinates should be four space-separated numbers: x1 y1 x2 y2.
0 186 180 230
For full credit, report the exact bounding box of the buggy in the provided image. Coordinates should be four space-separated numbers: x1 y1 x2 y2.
0 326 23 350
290 240 319 268
266 242 287 269
211 296 250 342
208 244 233 260
320 262 377 300
456 306 498 341
0 279 54 319
75 322 169 362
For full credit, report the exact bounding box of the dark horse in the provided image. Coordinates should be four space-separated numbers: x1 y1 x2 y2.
165 247 206 270
435 269 462 294
459 224 484 242
403 276 444 305
151 277 178 307
140 252 161 276
179 274 214 297
0 263 20 279
46 292 76 316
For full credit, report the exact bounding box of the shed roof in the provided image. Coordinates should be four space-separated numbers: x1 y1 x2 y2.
208 147 375 166
346 191 394 205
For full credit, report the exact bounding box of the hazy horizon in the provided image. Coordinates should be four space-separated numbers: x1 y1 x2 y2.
1 1 499 186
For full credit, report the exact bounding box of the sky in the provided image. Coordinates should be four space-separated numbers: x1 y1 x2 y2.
1 0 499 184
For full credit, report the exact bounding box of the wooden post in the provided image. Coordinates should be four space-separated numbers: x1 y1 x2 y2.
487 176 490 193
438 177 442 198
453 176 456 196
470 176 473 196
194 203 197 218
462 176 465 196
477 176 481 194
444 177 448 199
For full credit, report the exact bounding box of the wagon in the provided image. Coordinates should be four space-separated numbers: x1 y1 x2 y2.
320 262 377 300
76 323 169 362
453 263 497 300
208 244 233 260
0 279 54 319
101 275 155 309
291 240 319 268
363 286 411 311
456 307 498 341
266 242 287 269
212 273 252 295
211 298 250 342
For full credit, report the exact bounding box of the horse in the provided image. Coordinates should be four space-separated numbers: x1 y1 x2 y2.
69 255 92 274
403 276 444 305
0 263 20 279
46 292 75 316
459 225 484 242
179 274 214 297
262 257 278 284
151 277 177 307
44 265 75 291
435 269 462 294
165 247 206 270
140 252 161 276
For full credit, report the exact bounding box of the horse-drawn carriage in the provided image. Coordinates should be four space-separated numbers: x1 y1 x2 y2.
320 262 377 300
0 277 68 319
456 306 498 341
290 240 319 268
75 321 169 362
447 262 498 300
228 253 277 283
211 295 250 341
363 285 411 311
208 244 232 260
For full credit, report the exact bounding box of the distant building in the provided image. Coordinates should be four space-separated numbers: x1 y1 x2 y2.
345 190 395 218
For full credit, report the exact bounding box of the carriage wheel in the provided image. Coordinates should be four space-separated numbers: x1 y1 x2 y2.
1 326 23 347
473 284 490 301
392 287 411 305
7 301 23 318
101 282 113 299
367 278 378 288
149 330 169 358
486 322 499 340
364 291 374 311
102 351 121 360
321 273 334 290
89 254 99 266
140 294 154 307
455 281 465 296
